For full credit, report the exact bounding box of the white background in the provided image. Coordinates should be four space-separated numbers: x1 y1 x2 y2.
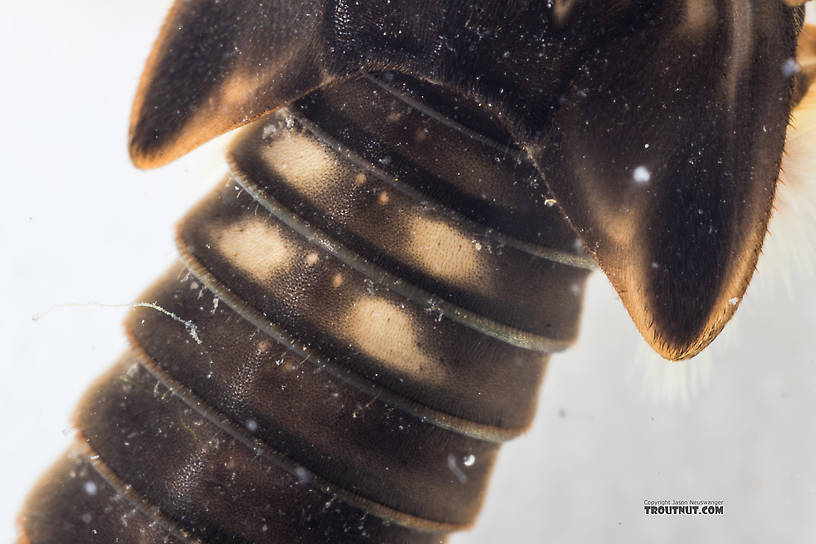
1 3 815 543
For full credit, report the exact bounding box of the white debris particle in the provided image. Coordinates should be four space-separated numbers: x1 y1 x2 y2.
544 198 557 207
651 261 659 269
80 513 93 524
295 466 311 484
246 418 258 433
573 239 584 252
124 302 205 344
262 123 278 139
447 453 468 484
463 454 476 467
781 57 800 78
569 283 581 296
729 297 739 305
633 166 651 184
83 481 98 496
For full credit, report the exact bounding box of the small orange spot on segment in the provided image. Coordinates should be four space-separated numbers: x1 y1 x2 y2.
385 111 402 123
331 273 344 287
414 128 428 142
305 252 319 266
378 191 390 205
354 173 367 186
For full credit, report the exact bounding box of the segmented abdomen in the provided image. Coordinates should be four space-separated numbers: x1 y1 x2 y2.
20 74 592 543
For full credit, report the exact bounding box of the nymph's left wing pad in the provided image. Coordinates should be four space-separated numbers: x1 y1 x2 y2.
129 0 631 169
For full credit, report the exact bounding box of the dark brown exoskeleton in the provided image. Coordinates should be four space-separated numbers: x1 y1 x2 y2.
17 2 815 543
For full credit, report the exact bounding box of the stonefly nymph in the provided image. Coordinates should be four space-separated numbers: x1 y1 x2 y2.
17 1 815 542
